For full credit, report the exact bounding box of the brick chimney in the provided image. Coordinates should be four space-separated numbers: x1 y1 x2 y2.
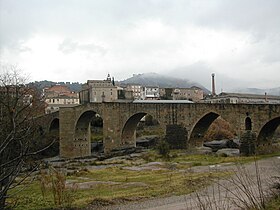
211 73 216 96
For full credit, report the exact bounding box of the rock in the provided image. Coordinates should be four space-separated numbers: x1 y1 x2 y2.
203 139 239 152
143 162 165 167
196 146 213 154
136 135 159 148
216 148 240 157
91 141 103 153
123 162 166 171
67 180 119 189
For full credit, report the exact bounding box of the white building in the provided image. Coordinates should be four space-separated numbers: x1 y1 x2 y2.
44 85 79 113
141 86 160 100
125 84 142 99
204 92 280 104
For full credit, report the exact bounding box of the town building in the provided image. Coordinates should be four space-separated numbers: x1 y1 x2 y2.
124 84 142 99
79 74 118 103
203 92 280 104
172 87 204 102
141 86 160 100
44 85 79 113
159 87 204 102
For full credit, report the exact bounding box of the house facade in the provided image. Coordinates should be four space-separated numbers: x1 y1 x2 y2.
79 74 118 103
172 87 204 102
44 85 79 113
124 84 142 100
141 86 160 100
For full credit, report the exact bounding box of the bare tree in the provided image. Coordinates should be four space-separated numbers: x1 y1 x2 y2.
0 65 47 209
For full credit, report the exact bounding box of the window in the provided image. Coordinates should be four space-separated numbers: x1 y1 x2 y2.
245 117 252 130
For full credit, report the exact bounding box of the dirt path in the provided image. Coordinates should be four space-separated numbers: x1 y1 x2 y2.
91 156 280 210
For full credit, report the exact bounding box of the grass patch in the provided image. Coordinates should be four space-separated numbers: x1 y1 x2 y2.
7 150 280 209
9 167 229 210
264 196 280 210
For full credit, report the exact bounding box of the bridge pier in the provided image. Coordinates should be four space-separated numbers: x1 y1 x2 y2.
59 107 91 158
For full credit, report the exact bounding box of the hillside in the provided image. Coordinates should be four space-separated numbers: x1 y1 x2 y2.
29 80 83 92
120 73 211 94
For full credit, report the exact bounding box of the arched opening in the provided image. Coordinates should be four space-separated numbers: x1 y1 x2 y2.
122 113 163 148
41 118 60 157
257 117 280 145
90 114 103 153
190 112 236 148
49 118 59 133
190 112 220 145
75 110 103 155
245 117 252 131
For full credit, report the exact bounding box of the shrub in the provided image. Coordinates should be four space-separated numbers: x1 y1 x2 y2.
157 140 170 159
204 117 235 141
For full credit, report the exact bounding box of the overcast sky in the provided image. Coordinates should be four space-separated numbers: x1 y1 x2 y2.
0 0 279 92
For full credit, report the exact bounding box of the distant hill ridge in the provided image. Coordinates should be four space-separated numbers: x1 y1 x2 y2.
29 80 83 92
29 73 280 96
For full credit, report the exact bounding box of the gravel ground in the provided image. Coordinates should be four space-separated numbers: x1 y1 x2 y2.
86 156 280 210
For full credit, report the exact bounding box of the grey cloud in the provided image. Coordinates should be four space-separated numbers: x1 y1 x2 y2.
194 0 280 37
1 0 280 89
58 39 107 55
2 0 279 48
58 39 78 54
165 62 250 92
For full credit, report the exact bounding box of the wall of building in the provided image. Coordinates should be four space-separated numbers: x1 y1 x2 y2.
172 88 204 102
125 84 141 99
83 79 118 102
141 86 160 100
44 85 80 113
204 93 280 104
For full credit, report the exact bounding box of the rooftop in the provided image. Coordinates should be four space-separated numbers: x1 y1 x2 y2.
133 100 194 104
219 92 280 99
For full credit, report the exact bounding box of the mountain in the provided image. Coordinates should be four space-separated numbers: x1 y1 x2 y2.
120 73 210 94
232 87 280 96
29 80 83 92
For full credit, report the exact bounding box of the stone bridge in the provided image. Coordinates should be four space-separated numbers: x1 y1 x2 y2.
43 102 280 158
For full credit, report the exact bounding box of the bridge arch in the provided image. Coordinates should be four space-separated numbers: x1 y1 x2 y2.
121 112 163 147
74 110 103 155
49 118 59 132
40 117 60 157
189 112 220 145
257 116 280 144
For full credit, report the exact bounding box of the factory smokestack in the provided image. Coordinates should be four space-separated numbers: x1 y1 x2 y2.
211 73 216 96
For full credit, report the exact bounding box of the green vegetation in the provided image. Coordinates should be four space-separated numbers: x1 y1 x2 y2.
9 168 228 210
265 197 280 210
7 150 280 210
91 134 103 142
